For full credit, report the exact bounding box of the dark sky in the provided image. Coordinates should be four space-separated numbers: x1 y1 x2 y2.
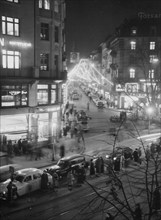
65 0 161 59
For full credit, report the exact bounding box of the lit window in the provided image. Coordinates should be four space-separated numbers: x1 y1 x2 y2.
39 0 50 10
150 42 155 50
131 28 137 35
54 1 59 13
37 84 49 105
40 53 49 71
2 50 20 69
130 41 136 50
149 69 154 78
40 23 49 40
2 16 19 36
129 68 135 78
51 85 56 104
6 0 19 3
149 55 158 63
1 85 28 107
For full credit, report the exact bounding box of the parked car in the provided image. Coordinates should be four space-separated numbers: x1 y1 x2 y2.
0 168 52 200
47 154 86 178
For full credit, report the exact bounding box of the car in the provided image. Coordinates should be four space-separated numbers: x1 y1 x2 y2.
47 154 86 178
0 164 22 183
0 168 52 199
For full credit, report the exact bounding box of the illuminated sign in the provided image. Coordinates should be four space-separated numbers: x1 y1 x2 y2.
116 84 125 92
9 41 32 47
0 38 32 48
125 83 138 93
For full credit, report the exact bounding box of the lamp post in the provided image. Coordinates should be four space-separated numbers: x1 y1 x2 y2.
146 106 153 134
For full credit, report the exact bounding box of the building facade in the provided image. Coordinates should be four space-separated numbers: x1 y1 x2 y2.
104 18 161 113
0 0 67 146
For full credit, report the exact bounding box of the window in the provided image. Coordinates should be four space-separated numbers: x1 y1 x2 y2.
51 85 56 104
131 28 137 35
40 23 49 40
24 176 32 182
55 26 59 43
2 16 19 36
149 69 154 79
149 55 158 63
40 53 49 71
54 55 59 74
54 1 59 12
129 68 135 78
39 0 50 10
150 42 155 50
37 84 49 105
2 50 20 69
1 85 28 107
130 41 136 50
33 173 41 179
6 0 19 2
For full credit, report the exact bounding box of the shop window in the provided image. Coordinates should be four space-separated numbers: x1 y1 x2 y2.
40 53 49 71
2 50 20 69
54 1 59 12
55 26 59 43
40 23 49 40
130 41 136 50
51 85 56 104
129 68 135 78
149 69 154 79
2 16 19 36
149 42 155 50
37 84 49 105
1 85 28 107
39 0 50 10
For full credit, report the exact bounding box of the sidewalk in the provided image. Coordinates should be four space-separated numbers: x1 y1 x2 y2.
10 127 161 170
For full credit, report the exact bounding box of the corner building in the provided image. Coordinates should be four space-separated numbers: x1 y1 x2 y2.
0 0 67 146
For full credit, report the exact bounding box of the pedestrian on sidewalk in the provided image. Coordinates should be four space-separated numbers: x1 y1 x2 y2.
52 171 59 192
89 159 95 177
134 203 142 220
41 170 49 191
87 101 90 111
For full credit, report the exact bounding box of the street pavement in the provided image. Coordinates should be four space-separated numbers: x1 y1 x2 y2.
10 127 161 170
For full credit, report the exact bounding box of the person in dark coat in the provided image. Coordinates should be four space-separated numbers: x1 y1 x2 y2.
60 145 65 158
133 148 139 163
152 187 160 211
134 203 142 220
41 170 48 190
52 171 59 192
89 159 95 177
100 157 104 173
95 157 100 174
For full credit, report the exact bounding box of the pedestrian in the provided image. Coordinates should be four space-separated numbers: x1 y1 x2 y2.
89 159 95 177
41 170 49 191
67 170 75 191
152 187 160 211
52 171 59 192
133 148 139 163
60 144 65 158
87 101 90 111
7 180 13 203
134 203 142 220
100 157 104 173
77 123 85 144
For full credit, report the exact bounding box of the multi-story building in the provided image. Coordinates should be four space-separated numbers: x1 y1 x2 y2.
0 0 67 146
104 18 161 113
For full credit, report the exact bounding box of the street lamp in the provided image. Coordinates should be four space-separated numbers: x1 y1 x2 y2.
146 106 153 134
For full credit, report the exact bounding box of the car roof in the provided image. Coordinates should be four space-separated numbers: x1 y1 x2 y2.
15 168 41 175
60 154 84 161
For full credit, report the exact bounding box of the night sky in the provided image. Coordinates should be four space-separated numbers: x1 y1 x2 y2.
66 0 161 60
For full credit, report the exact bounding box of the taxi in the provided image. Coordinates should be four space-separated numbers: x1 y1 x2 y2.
0 168 52 199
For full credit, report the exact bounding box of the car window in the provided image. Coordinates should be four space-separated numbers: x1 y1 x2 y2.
15 174 25 183
24 175 32 182
33 173 41 179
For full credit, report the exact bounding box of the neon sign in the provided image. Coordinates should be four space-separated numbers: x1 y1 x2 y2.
0 38 32 48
